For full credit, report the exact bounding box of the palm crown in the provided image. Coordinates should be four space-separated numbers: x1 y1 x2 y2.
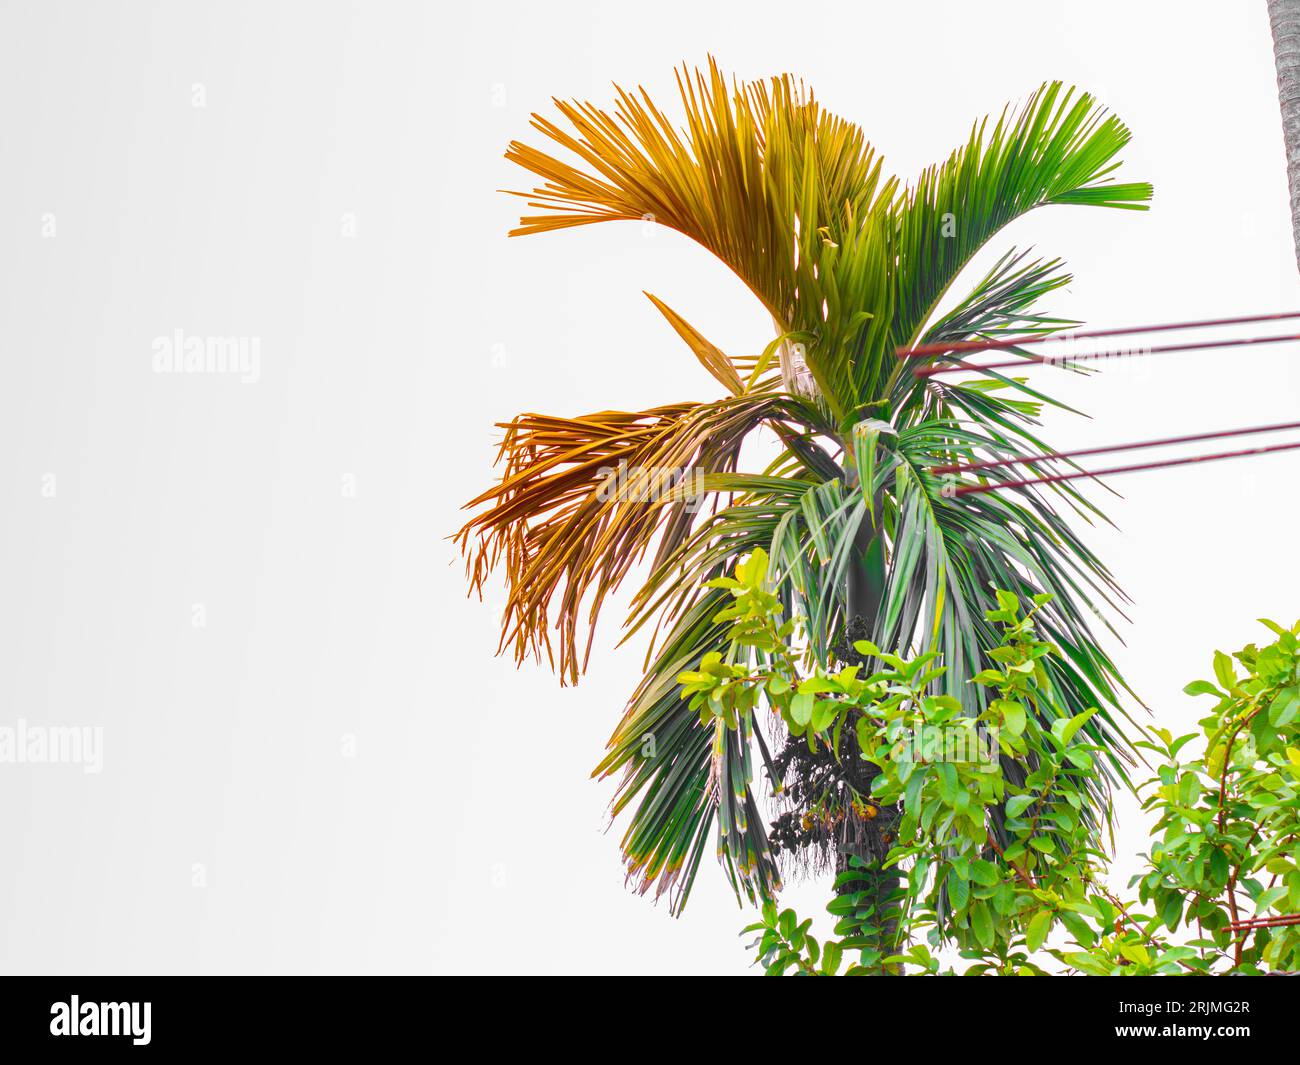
459 61 1151 913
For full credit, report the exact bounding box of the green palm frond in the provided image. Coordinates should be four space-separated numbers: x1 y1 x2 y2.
889 80 1152 355
595 584 782 911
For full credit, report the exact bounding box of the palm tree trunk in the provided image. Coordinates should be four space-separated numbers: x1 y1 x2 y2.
839 520 901 971
1269 0 1300 269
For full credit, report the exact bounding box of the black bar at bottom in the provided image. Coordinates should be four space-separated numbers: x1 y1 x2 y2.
0 975 1293 1050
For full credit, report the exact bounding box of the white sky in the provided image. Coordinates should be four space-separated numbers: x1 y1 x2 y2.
0 0 1295 974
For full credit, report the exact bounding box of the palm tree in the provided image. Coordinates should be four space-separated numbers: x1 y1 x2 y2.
1269 0 1300 269
458 61 1150 924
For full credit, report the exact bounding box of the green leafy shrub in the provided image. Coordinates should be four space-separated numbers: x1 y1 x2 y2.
694 550 1300 974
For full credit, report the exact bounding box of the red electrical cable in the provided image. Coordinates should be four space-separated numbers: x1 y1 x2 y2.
898 309 1300 359
929 420 1300 476
913 331 1300 378
949 439 1300 497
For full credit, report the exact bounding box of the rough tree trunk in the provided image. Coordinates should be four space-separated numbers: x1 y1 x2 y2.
1268 0 1300 270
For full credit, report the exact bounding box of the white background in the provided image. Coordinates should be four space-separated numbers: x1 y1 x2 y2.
0 0 1295 974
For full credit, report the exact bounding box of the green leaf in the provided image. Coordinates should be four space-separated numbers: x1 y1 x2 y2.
948 873 970 911
1269 686 1300 728
1209 847 1230 888
1057 909 1095 947
904 769 926 816
1183 680 1220 698
994 699 1026 737
937 762 959 803
1060 708 1095 745
1005 794 1035 819
1213 651 1236 690
811 699 838 733
767 675 791 696
1064 748 1093 770
1160 893 1183 933
1026 910 1053 952
970 900 994 948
